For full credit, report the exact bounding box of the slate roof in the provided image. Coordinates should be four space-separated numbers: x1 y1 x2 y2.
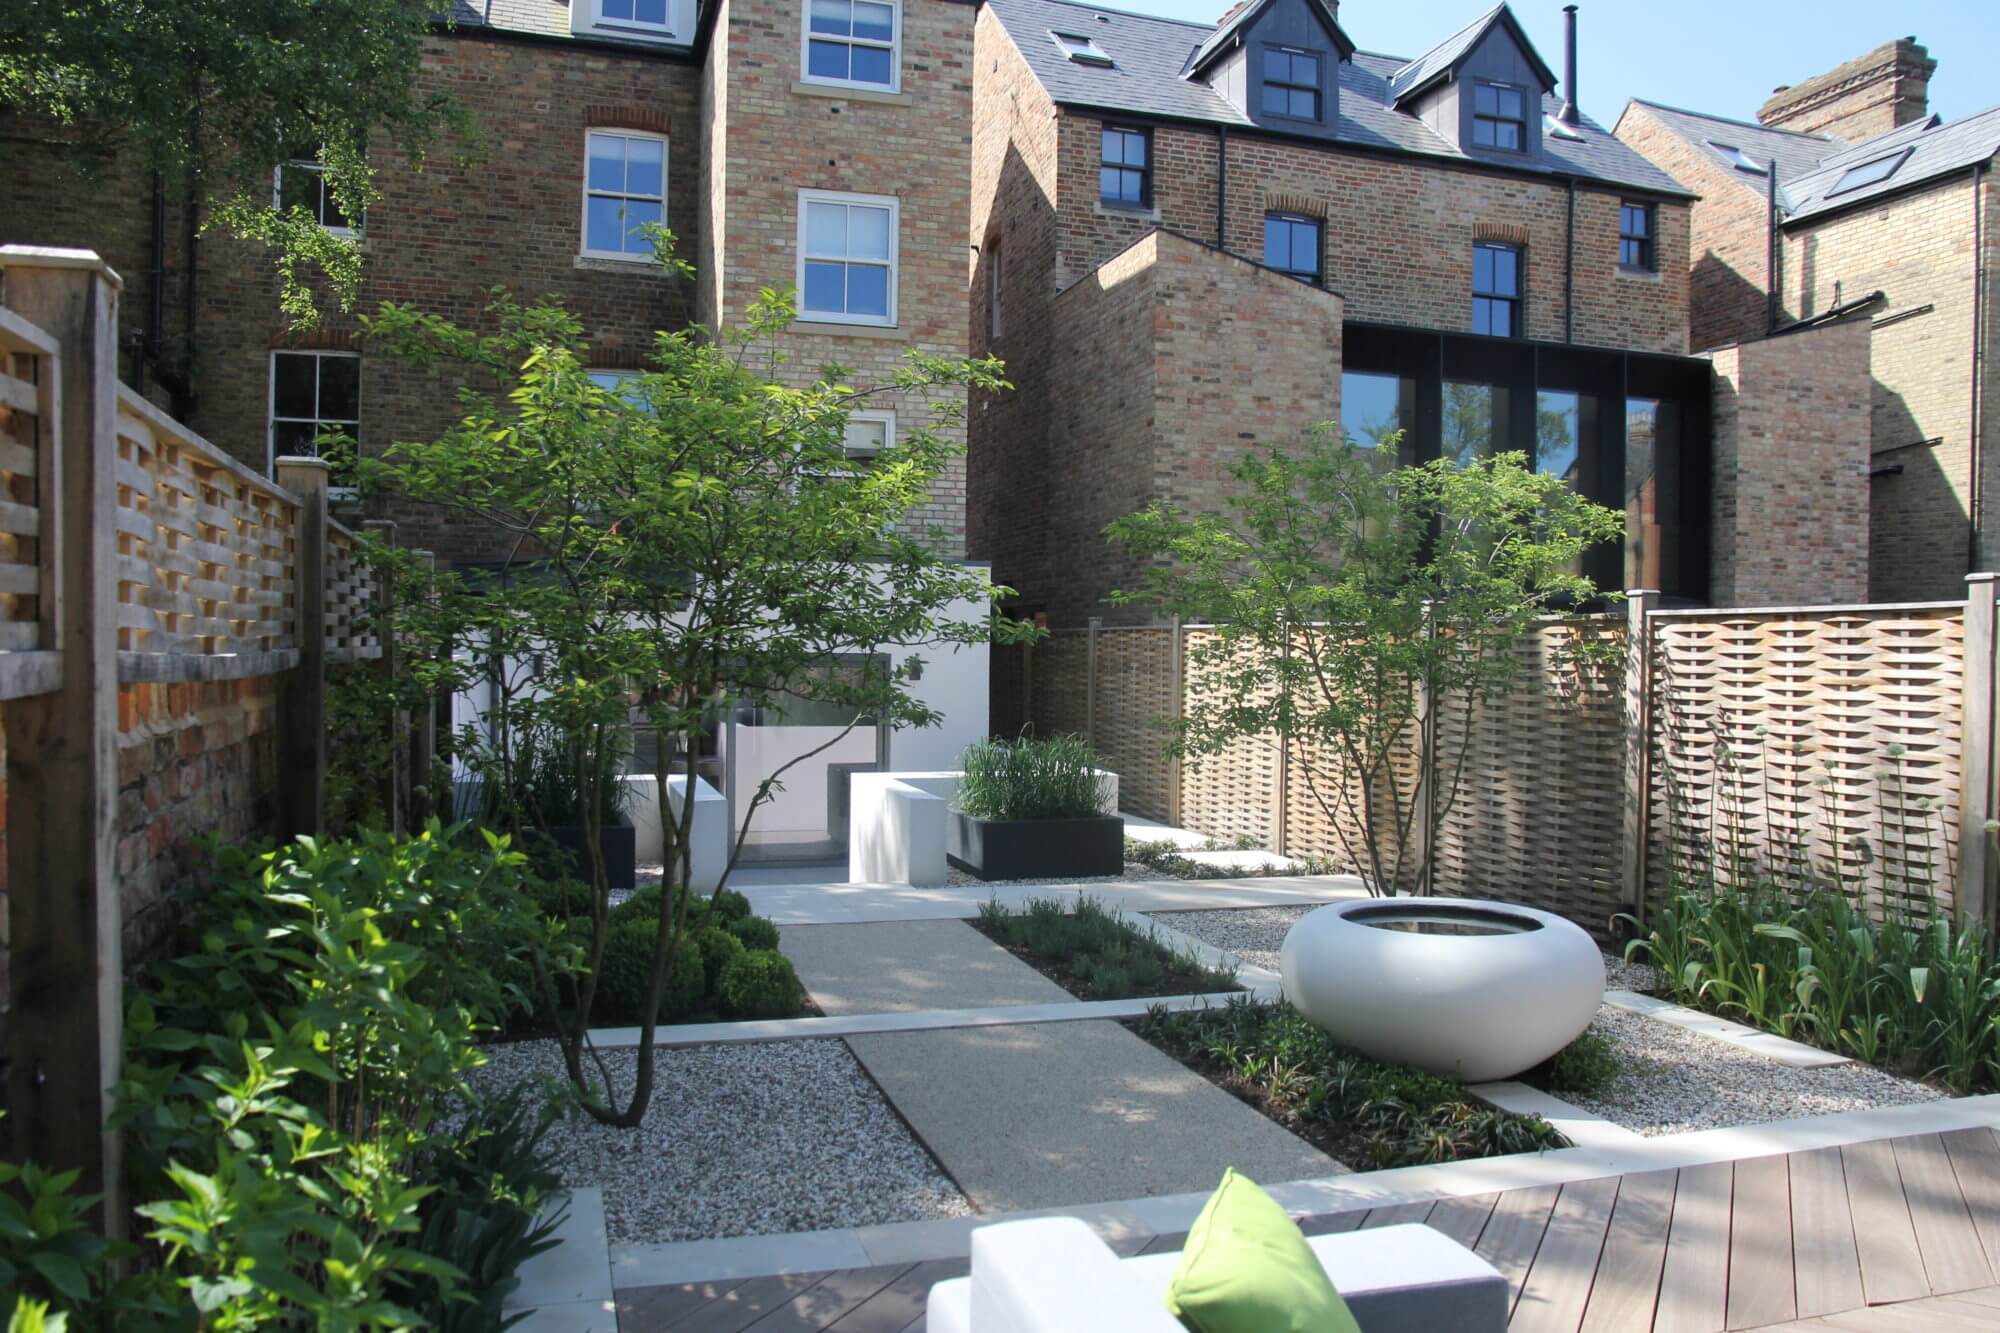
1388 3 1553 106
1623 98 2000 221
987 0 1689 196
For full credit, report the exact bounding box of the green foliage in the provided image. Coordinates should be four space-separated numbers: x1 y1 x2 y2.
1107 430 1622 896
1138 999 1565 1168
87 824 576 1327
693 927 748 993
976 895 1240 1000
724 914 781 953
0 1153 163 1324
470 720 631 835
707 888 753 924
1123 837 1332 880
1539 1030 1621 1097
716 951 807 1020
595 919 705 1026
955 734 1105 821
1622 887 2000 1093
359 252 1034 1122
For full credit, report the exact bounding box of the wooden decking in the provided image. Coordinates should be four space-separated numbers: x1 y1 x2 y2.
614 1127 2000 1333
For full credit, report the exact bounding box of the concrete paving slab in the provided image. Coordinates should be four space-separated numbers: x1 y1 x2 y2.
742 875 1364 926
779 918 1071 1015
846 1019 1342 1214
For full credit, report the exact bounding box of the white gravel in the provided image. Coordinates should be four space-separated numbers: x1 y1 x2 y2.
473 1038 972 1243
1143 905 1325 972
1562 1007 1945 1136
1603 950 1661 993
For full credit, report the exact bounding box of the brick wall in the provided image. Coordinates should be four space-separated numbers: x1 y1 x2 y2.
1049 113 1689 355
1756 39 1935 143
708 0 975 554
1032 231 1343 625
1613 103 1780 354
1780 173 1991 600
1706 317 1873 605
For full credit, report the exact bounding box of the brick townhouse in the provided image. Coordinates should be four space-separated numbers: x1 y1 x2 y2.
0 0 992 855
967 0 1878 675
1616 39 2000 601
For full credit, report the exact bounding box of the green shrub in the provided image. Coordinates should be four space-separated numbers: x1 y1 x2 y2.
726 913 781 952
977 894 1238 999
694 926 748 993
955 734 1103 821
708 887 753 922
527 875 593 922
1542 1030 1620 1097
610 881 708 930
596 916 706 1024
717 949 806 1019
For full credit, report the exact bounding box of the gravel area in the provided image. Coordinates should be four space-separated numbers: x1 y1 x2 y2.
1603 950 1661 993
1560 1006 1945 1136
473 1038 971 1244
1143 904 1325 972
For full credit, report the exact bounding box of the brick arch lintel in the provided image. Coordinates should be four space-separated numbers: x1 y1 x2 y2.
1263 191 1329 218
1474 222 1533 246
585 106 671 136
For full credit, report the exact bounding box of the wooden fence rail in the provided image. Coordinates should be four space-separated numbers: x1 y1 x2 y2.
0 246 413 1228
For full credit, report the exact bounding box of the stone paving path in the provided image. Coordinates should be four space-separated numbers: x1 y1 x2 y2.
778 915 1341 1216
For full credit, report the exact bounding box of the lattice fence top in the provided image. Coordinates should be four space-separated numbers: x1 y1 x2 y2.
325 519 382 662
114 388 299 657
0 309 54 655
1647 605 1965 917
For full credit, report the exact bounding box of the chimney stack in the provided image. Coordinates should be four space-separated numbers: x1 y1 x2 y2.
1757 37 1935 142
1556 5 1580 126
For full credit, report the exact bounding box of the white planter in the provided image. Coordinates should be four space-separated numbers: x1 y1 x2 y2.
1280 898 1605 1083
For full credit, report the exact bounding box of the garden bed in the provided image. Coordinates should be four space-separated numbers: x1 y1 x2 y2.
1128 999 1566 1170
969 894 1241 1000
474 1038 972 1243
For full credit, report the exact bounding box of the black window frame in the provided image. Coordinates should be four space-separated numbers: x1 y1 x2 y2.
1259 45 1322 123
1471 81 1528 153
1618 202 1655 271
1099 125 1152 210
1262 211 1323 286
1472 241 1523 339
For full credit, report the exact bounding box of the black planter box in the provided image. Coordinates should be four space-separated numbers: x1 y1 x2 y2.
948 812 1124 881
538 817 637 890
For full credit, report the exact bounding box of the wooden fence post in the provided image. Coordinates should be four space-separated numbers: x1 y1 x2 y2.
1958 573 1998 932
1620 588 1658 925
0 247 124 1229
1167 614 1184 828
363 519 405 834
276 456 329 840
1085 616 1101 748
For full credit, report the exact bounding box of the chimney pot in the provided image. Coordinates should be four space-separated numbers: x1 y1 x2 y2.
1557 4 1581 126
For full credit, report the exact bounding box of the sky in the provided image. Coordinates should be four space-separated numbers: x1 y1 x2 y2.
1074 0 1999 130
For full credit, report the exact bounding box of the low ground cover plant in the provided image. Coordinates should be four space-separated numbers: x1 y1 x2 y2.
1529 1029 1622 1098
1124 837 1335 881
5 824 577 1328
1134 998 1566 1169
586 884 806 1024
974 895 1239 999
1622 884 2000 1093
955 734 1103 821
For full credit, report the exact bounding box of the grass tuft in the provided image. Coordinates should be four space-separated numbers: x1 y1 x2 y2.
973 894 1240 999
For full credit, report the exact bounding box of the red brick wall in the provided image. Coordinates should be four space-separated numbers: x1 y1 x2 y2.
1706 317 1873 605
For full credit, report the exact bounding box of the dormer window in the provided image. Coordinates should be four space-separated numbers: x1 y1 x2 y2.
1261 47 1322 121
1051 31 1114 67
1472 83 1527 151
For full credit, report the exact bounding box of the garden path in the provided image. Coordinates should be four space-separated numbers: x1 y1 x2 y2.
776 919 1072 1014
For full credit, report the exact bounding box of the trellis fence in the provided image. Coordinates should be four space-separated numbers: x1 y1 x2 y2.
0 246 429 1231
1017 581 1998 937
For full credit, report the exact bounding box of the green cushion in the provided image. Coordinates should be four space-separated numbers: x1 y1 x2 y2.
1165 1169 1362 1333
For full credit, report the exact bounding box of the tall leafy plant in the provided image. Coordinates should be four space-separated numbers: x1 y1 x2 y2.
360 233 1034 1125
955 734 1103 820
1107 429 1621 896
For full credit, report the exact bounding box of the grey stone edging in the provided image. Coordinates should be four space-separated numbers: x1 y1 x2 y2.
1602 989 1851 1068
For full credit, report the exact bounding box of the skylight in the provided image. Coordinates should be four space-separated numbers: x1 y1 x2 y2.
1827 147 1913 198
1050 30 1113 67
1707 141 1768 176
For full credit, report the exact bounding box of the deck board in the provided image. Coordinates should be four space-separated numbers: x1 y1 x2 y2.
609 1131 2000 1333
1725 1154 1796 1329
1844 1138 1930 1306
1892 1133 1994 1295
1791 1144 1865 1318
1577 1169 1676 1333
1654 1161 1733 1333
1510 1175 1620 1333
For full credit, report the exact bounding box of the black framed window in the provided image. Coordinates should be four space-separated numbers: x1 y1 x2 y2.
1100 127 1150 208
1260 47 1321 121
1619 203 1654 271
1262 212 1322 285
1472 242 1521 337
1471 82 1527 151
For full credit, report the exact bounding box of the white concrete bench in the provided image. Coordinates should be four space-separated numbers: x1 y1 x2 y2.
847 769 1121 886
623 773 728 893
925 1216 1507 1333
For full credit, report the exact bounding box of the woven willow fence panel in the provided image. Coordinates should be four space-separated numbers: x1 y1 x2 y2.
1434 617 1627 925
1646 606 1965 918
1028 632 1090 742
1093 627 1176 821
1176 628 1283 849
